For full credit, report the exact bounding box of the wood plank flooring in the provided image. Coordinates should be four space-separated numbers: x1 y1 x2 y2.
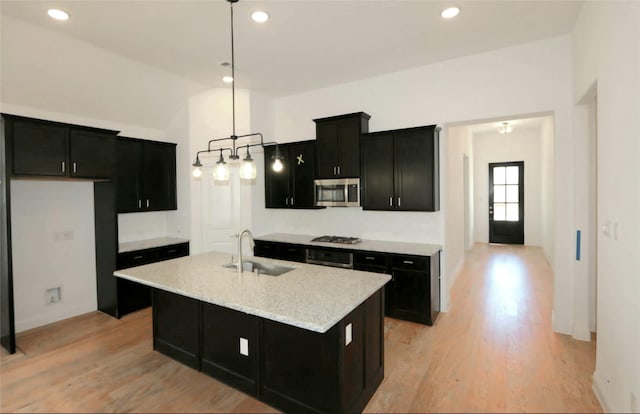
0 244 602 413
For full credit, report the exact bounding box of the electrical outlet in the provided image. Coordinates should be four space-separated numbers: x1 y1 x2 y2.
345 323 352 346
46 287 61 305
62 231 74 241
239 337 249 356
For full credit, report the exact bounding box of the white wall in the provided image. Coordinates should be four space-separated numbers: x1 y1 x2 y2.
572 2 640 413
472 125 544 247
443 125 473 307
10 181 97 332
253 36 575 332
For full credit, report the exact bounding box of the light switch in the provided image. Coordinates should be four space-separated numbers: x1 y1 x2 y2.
345 323 352 346
239 337 249 356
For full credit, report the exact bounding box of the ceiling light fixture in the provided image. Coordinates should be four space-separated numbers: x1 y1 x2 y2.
441 7 460 19
222 75 233 83
47 8 70 21
192 0 279 181
251 10 269 23
499 122 513 134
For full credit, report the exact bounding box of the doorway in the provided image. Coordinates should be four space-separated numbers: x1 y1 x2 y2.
488 161 524 244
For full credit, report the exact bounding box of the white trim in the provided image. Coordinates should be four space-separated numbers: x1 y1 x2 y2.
592 370 612 413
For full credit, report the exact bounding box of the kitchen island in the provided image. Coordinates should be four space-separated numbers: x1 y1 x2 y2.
114 251 390 414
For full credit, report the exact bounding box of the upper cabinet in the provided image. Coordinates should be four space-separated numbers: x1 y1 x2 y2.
7 115 117 179
361 125 440 212
116 137 177 213
264 140 320 209
314 112 370 179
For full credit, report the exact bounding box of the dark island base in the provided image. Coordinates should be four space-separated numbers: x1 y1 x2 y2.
151 287 385 414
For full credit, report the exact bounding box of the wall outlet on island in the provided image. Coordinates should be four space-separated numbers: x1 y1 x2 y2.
46 287 61 305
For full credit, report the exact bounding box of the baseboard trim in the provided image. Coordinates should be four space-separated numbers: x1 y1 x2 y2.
592 370 611 413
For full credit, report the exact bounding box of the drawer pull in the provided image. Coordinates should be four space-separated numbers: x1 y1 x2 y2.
287 248 296 252
133 255 144 260
365 256 376 260
403 260 414 265
167 249 177 254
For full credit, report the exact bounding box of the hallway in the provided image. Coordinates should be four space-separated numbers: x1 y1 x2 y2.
1 244 602 413
365 243 602 412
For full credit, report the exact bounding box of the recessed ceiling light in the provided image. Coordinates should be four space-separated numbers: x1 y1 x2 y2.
251 11 269 23
47 8 70 21
222 76 233 83
441 7 460 19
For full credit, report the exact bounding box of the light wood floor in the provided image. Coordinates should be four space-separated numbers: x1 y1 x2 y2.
0 244 602 413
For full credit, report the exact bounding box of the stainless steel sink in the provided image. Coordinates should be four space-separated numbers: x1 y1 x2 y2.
222 260 294 276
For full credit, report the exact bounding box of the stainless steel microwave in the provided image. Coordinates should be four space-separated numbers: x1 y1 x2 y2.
314 178 360 207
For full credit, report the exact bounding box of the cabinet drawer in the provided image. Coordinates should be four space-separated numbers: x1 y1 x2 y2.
354 252 388 268
391 255 429 272
117 249 160 269
254 241 279 259
278 244 306 263
158 243 189 260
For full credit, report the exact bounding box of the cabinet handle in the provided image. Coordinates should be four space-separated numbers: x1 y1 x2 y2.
337 166 341 175
398 197 401 207
167 249 177 254
146 199 150 208
287 248 296 252
365 256 375 260
389 197 393 207
73 162 77 174
138 200 142 209
286 197 289 206
403 260 414 265
333 166 337 175
133 255 143 260
291 196 294 206
61 161 65 173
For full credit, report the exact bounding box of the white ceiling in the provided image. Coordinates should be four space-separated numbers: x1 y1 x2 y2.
0 0 583 98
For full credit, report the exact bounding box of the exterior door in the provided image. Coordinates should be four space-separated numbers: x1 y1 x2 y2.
489 161 524 244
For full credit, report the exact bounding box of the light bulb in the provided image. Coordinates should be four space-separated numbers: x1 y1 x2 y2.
240 159 257 180
192 166 202 178
251 11 269 23
48 9 70 21
272 158 283 172
213 162 230 182
441 7 460 19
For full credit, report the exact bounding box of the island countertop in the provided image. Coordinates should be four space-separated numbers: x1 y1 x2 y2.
114 251 390 333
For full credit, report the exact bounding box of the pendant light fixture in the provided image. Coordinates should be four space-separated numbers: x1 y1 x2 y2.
191 0 280 181
498 122 513 134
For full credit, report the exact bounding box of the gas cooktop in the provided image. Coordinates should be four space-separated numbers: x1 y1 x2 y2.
311 235 362 244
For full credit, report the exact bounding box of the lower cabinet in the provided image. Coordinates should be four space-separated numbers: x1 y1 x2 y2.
107 242 189 318
253 240 306 263
151 287 384 414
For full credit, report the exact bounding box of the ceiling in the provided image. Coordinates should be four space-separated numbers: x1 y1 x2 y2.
0 0 583 98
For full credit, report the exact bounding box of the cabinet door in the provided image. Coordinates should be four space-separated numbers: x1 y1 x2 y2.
12 119 68 176
361 133 394 210
394 127 437 211
142 142 176 211
336 117 360 177
289 141 317 208
115 139 143 212
264 145 290 208
387 269 430 324
69 129 116 179
253 240 279 259
315 120 338 178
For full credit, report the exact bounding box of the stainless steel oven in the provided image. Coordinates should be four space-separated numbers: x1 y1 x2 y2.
305 247 353 269
314 178 360 207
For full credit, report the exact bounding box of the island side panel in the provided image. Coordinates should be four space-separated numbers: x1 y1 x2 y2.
152 289 200 370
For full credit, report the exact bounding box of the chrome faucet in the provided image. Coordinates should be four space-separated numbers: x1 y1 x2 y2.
237 229 255 274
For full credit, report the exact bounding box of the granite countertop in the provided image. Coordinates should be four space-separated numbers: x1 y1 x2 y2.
119 237 190 253
255 233 441 256
114 251 390 333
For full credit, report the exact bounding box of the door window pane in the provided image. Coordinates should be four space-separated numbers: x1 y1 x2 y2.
506 166 519 184
494 203 506 221
493 167 506 184
506 203 519 221
494 185 506 202
506 185 519 202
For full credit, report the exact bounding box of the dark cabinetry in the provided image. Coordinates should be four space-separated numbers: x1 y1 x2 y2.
387 254 440 325
8 116 117 179
99 241 189 318
152 286 384 414
254 240 306 263
264 140 319 209
314 112 370 179
116 137 177 213
361 125 440 211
